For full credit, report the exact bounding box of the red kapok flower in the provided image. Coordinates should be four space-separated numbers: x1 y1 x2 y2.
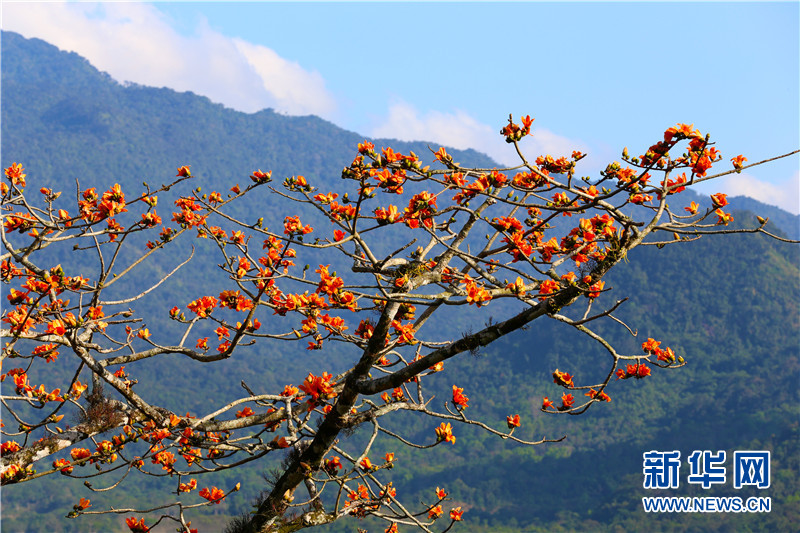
236 407 254 418
199 486 226 504
452 385 469 410
560 393 575 410
428 505 444 519
731 154 747 170
435 422 456 444
506 414 521 429
710 193 728 209
125 517 150 532
552 369 574 388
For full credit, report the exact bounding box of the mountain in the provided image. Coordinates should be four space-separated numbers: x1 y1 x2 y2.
1 31 798 533
0 32 494 194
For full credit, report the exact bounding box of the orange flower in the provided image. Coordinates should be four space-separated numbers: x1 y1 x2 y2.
5 163 26 188
403 191 437 228
324 456 342 475
53 458 73 474
664 123 701 142
658 174 687 198
250 169 272 183
187 296 218 317
380 482 396 498
710 193 728 209
283 215 313 236
537 154 573 174
374 204 402 225
299 372 336 404
1 464 25 483
77 498 91 509
552 369 574 388
391 387 405 401
506 276 527 296
199 486 226 504
450 507 464 521
72 379 89 398
236 407 254 418
360 457 373 471
731 154 747 170
617 363 651 380
434 147 451 163
584 388 611 402
452 385 469 410
219 289 254 311
151 450 176 471
436 486 449 500
538 279 560 299
714 208 734 225
316 264 344 296
521 114 534 130
176 166 191 177
642 338 661 354
1 441 21 456
428 505 444 519
46 319 66 336
560 393 575 410
462 274 492 307
70 448 92 461
542 397 554 410
125 517 149 532
587 280 605 299
371 168 406 194
435 422 456 444
684 201 699 215
492 216 523 232
96 440 115 455
658 346 677 363
387 320 415 345
506 414 521 428
178 479 197 493
269 435 290 449
281 385 299 397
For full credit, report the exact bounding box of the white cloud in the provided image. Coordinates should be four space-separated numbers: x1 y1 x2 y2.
709 171 800 215
1 2 336 117
232 38 335 117
370 102 587 167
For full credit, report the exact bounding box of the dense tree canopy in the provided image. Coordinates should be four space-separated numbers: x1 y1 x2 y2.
1 116 797 533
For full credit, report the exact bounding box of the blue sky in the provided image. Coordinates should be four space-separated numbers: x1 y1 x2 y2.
3 1 799 213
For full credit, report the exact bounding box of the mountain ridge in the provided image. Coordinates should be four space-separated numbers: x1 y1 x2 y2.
3 29 797 239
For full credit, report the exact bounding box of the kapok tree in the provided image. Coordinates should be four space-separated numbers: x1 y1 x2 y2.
1 116 797 533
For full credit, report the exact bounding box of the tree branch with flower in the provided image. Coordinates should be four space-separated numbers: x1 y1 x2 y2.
1 116 797 533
